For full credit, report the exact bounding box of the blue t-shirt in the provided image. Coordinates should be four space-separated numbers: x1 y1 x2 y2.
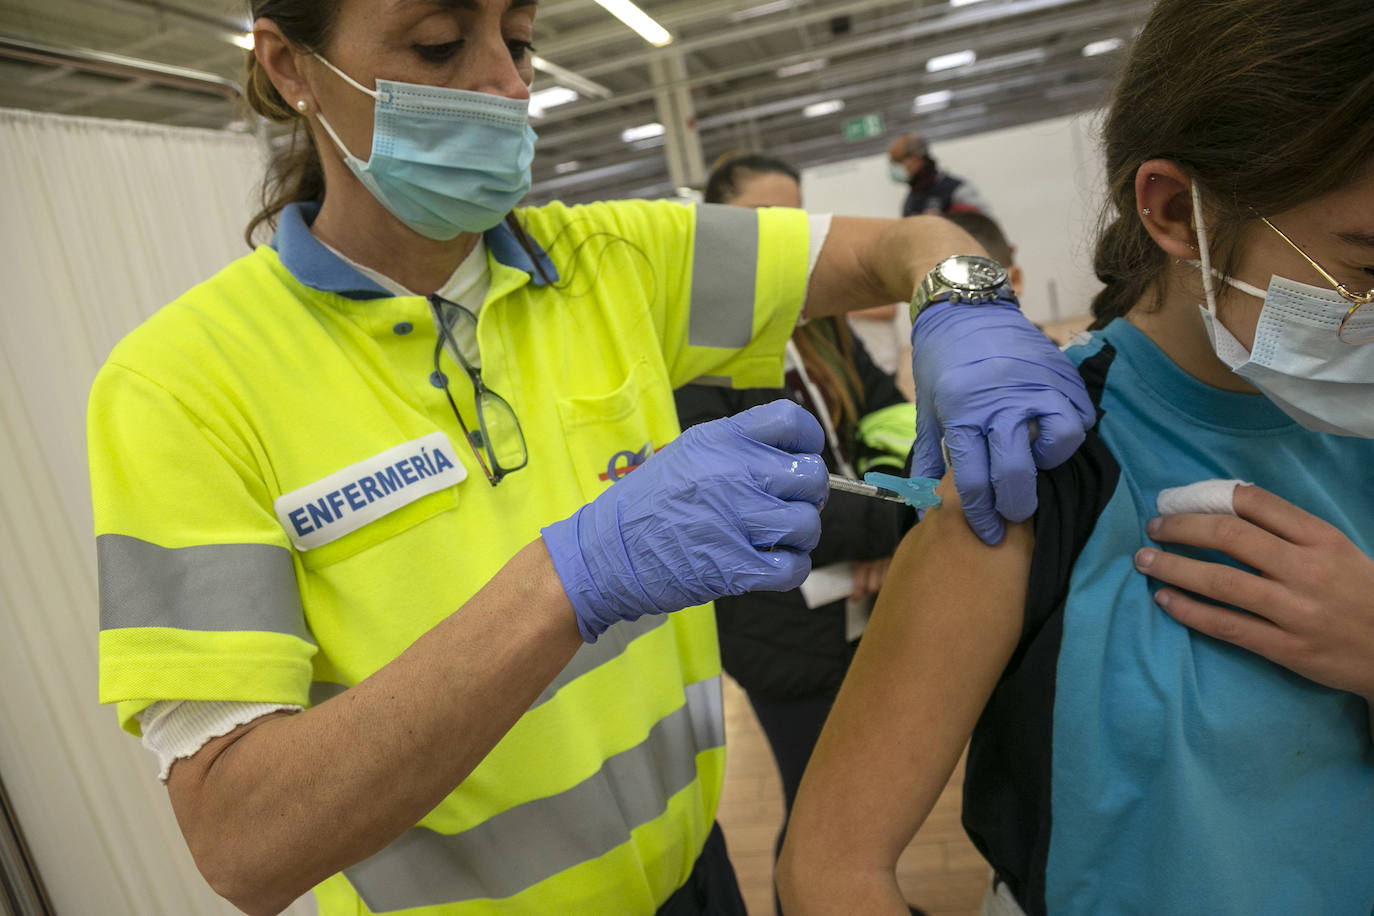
962 318 1374 915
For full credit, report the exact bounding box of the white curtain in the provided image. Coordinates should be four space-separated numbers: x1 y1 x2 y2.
0 107 314 916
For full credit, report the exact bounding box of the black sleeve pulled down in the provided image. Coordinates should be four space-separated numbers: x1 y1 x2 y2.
960 342 1120 916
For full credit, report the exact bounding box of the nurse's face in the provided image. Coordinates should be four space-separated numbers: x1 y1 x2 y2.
298 0 536 161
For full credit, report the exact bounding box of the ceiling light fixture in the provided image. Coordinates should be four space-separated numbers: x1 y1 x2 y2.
554 161 582 175
803 99 845 118
1082 37 1125 57
592 0 673 47
925 49 976 72
925 46 1046 79
531 56 613 99
228 32 254 50
528 86 579 118
730 0 797 22
913 90 954 113
776 58 828 78
621 122 666 143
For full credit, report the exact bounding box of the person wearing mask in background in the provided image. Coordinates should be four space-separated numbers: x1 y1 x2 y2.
678 153 920 915
851 132 994 377
780 1 1374 913
86 1 1095 914
888 131 990 218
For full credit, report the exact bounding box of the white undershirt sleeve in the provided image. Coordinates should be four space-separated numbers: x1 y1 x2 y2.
136 700 300 782
799 213 834 324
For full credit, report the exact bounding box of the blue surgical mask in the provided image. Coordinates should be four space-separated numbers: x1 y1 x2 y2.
312 54 536 240
888 162 910 184
1189 183 1374 438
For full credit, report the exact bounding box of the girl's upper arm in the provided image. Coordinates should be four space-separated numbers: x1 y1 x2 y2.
779 475 1033 913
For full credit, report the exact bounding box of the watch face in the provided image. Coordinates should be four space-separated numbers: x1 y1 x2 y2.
938 255 1008 292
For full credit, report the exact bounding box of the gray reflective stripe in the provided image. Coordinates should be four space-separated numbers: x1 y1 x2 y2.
345 674 726 912
530 612 669 710
689 204 759 349
687 375 734 388
97 534 310 642
682 676 725 750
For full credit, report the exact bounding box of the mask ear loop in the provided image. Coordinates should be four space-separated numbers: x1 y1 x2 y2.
313 53 381 100
308 53 380 166
1190 182 1219 315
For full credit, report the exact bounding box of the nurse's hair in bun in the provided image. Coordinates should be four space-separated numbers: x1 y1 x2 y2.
1089 0 1374 328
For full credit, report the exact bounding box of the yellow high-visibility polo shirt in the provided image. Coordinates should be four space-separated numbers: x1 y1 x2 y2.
90 198 810 914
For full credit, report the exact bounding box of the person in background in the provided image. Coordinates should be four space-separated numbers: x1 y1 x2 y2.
852 133 994 375
888 131 990 218
682 153 921 916
780 0 1374 912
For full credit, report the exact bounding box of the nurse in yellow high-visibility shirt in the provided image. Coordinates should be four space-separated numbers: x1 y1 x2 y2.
87 2 1076 915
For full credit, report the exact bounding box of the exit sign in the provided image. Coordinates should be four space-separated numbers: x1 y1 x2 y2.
842 114 885 141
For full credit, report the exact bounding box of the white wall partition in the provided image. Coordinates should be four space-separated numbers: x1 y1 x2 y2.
0 107 314 915
801 111 1109 325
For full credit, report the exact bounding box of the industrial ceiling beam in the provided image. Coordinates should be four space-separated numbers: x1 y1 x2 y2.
532 0 1149 129
0 35 241 99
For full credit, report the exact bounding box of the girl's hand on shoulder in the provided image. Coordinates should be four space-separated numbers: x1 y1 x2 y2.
1134 484 1374 703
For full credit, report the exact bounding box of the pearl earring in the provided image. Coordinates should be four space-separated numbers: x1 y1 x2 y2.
296 99 309 113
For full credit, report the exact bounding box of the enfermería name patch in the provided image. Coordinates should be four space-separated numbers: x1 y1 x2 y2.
273 432 467 551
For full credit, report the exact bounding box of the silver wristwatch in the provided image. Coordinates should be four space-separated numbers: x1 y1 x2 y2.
909 255 1016 322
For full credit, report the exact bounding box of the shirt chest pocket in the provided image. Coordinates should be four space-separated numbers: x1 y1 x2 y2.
555 357 681 504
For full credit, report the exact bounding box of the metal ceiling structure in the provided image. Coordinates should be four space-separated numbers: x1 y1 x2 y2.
0 0 1151 204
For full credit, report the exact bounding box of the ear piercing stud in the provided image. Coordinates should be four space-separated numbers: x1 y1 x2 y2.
1141 208 1152 216
296 99 309 113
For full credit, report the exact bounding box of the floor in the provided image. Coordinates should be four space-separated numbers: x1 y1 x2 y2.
715 675 990 916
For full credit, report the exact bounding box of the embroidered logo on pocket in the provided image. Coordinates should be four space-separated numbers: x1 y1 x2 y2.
274 432 466 551
598 442 656 482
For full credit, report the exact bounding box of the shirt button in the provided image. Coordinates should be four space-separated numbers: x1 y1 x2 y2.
393 321 414 335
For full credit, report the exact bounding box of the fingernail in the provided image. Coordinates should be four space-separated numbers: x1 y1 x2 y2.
1154 588 1171 608
1146 517 1161 535
1135 548 1157 570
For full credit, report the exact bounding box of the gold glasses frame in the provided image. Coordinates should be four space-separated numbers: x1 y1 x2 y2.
1260 216 1374 345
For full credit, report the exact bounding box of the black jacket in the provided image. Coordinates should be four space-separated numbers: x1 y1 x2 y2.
673 333 909 700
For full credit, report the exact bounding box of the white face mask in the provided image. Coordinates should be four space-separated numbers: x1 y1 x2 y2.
1188 183 1374 438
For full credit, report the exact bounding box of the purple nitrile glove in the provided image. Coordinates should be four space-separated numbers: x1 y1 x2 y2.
910 299 1096 545
542 399 828 642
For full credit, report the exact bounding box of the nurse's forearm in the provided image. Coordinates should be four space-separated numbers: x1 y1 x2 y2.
803 215 986 318
166 539 584 916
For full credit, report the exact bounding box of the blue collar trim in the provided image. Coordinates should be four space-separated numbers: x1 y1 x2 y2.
270 201 558 300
